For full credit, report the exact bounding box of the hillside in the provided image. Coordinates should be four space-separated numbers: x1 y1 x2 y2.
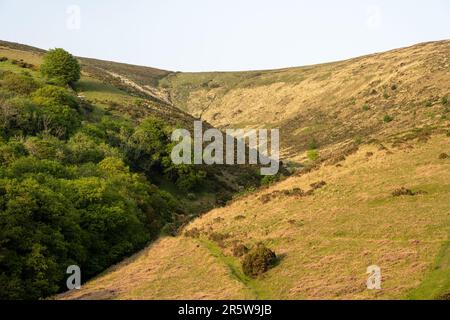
158 41 450 161
56 41 450 300
0 41 262 299
0 40 263 204
1 40 449 300
60 134 450 299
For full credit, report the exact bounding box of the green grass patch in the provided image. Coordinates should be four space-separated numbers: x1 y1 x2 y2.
406 239 450 300
307 149 319 161
199 239 273 299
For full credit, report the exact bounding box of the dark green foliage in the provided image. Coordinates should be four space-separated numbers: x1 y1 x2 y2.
362 104 370 111
0 85 81 139
32 85 79 110
128 117 207 191
0 95 204 300
40 49 81 85
0 153 179 299
261 174 279 186
24 135 68 161
383 115 394 123
1 72 38 95
0 52 216 299
0 97 42 137
442 96 448 106
241 244 277 278
307 138 318 150
31 86 81 138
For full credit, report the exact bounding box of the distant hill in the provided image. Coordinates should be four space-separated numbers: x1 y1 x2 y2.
157 40 450 162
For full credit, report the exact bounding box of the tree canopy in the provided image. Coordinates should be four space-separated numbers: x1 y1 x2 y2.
40 48 81 86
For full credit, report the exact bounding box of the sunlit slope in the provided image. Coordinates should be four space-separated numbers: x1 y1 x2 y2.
159 41 450 159
60 134 450 300
0 40 262 209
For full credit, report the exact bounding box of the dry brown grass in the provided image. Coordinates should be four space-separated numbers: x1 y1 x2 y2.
59 135 450 300
161 41 450 161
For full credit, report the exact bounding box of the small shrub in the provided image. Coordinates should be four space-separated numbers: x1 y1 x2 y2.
184 227 201 238
383 115 394 123
392 187 426 197
439 153 449 159
2 72 39 95
425 101 433 108
308 138 318 150
10 59 34 69
391 84 397 90
310 180 326 190
354 137 363 145
383 92 390 99
442 96 449 106
362 104 370 111
261 174 278 186
0 57 8 62
307 149 319 161
241 244 277 278
259 194 271 204
208 232 229 244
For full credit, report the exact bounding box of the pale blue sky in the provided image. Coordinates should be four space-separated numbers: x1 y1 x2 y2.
0 0 449 71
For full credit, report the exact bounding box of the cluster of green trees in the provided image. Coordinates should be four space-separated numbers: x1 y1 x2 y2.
0 49 207 299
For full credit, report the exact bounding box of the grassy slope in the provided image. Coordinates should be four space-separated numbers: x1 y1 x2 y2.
2 39 448 300
159 41 450 161
60 135 450 300
0 43 264 227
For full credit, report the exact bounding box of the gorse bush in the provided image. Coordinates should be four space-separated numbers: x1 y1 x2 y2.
1 72 39 95
241 244 277 278
442 96 449 106
32 85 79 110
307 138 318 150
261 174 278 186
0 85 81 139
383 115 394 123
